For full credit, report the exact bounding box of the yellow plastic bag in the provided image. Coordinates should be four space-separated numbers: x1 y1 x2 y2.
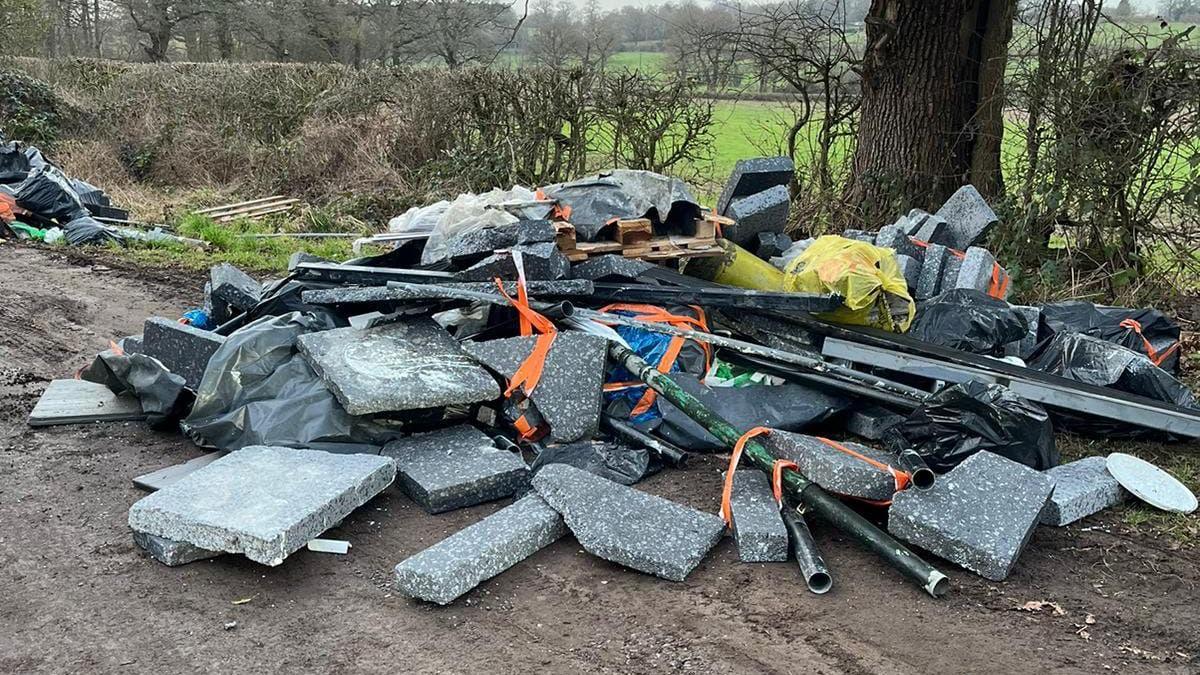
783 235 915 332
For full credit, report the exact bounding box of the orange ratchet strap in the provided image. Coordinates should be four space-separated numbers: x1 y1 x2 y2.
719 426 771 526
771 459 799 506
495 277 557 440
815 436 910 506
599 303 712 416
1119 318 1180 367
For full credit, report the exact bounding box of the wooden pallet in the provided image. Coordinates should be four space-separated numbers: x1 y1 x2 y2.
195 196 300 223
556 215 728 262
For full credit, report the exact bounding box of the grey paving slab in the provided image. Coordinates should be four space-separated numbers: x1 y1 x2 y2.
302 280 593 307
571 255 656 281
393 494 566 605
933 184 998 250
532 463 725 581
296 318 500 415
133 451 226 492
716 156 795 216
28 379 145 426
1040 457 1128 526
767 430 900 502
847 406 905 441
456 242 570 281
382 424 529 514
128 446 396 566
724 185 790 247
729 470 788 562
133 531 220 566
888 451 1053 581
463 332 606 442
447 219 557 263
915 243 949 300
142 317 226 389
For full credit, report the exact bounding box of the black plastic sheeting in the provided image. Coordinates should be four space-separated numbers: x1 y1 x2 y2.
0 142 30 184
1040 301 1181 373
1029 332 1197 409
531 440 660 485
15 165 88 222
888 380 1058 472
81 351 193 428
64 215 123 246
632 374 850 452
910 289 1029 354
543 169 701 241
182 312 401 453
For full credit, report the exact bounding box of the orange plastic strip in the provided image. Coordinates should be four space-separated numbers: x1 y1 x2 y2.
771 459 799 506
815 436 910 493
1119 318 1178 367
719 426 772 525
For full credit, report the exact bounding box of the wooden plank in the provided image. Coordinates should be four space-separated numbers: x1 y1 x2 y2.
195 195 290 215
28 379 145 427
213 204 297 223
205 200 299 221
615 218 652 245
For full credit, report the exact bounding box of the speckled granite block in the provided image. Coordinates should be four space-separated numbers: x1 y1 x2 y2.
914 214 947 243
532 464 725 581
302 280 593 307
119 334 144 355
902 212 927 236
382 424 529 514
717 156 795 216
847 406 904 441
447 220 558 263
888 451 1053 581
767 430 900 502
915 244 949 300
841 229 875 244
142 317 226 389
933 184 997 250
895 254 921 292
296 318 499 415
1040 457 1127 526
571 255 656 281
725 185 790 247
939 253 964 295
463 332 606 442
393 494 566 605
128 446 396 566
875 223 922 261
210 263 262 319
953 247 1001 296
133 531 220 566
729 471 788 562
456 242 570 281
1005 305 1041 359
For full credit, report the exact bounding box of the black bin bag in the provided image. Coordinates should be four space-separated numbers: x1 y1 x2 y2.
909 289 1029 354
1040 301 1182 373
1028 332 1197 410
888 380 1058 472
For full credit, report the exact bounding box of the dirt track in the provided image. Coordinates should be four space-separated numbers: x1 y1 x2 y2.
1 243 1198 674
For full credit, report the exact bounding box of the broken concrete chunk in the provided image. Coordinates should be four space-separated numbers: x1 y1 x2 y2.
447 220 558 264
455 242 570 282
847 406 905 442
571 254 656 282
382 425 529 514
394 494 566 605
729 471 788 563
915 243 949 301
933 184 998 250
296 318 499 415
128 446 396 566
133 451 225 492
716 156 795 216
1040 457 1128 526
724 185 790 248
532 463 725 581
888 451 1053 581
28 379 145 427
463 332 606 442
142 317 226 389
133 531 220 567
767 430 900 502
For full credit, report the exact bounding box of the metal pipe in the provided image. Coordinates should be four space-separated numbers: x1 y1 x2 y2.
609 342 949 598
896 449 936 491
780 507 832 594
601 414 689 467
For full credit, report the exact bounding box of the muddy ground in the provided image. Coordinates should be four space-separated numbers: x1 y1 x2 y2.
1 243 1197 674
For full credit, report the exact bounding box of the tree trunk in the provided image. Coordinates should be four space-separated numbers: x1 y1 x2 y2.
845 0 1015 224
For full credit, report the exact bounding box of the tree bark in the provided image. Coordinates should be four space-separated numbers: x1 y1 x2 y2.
845 0 1015 224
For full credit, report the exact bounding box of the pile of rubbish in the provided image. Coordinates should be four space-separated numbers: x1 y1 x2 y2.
27 159 1199 604
0 133 187 247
